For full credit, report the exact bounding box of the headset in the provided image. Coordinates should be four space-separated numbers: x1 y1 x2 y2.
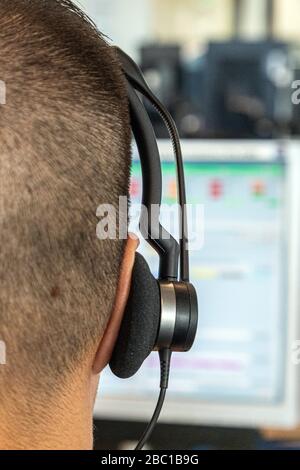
108 48 198 450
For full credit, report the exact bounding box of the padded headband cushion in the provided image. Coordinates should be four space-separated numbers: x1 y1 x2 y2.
109 253 161 379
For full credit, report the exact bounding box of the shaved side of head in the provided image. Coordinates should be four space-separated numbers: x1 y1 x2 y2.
0 0 131 402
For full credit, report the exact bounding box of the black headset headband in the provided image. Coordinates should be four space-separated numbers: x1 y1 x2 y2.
109 48 198 450
114 47 189 282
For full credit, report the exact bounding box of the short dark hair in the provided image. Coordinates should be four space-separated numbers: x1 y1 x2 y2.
0 0 131 399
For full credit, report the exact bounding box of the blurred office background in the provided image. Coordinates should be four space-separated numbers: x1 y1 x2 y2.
73 0 300 450
76 0 300 139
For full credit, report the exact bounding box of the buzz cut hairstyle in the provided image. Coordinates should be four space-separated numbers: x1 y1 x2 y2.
0 0 131 400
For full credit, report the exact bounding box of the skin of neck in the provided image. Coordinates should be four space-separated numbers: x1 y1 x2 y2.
0 237 138 450
0 367 100 450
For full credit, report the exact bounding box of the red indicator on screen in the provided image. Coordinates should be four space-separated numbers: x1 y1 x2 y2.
252 181 265 197
168 179 177 200
210 179 223 199
130 179 140 198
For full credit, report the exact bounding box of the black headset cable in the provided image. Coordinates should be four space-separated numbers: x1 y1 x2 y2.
135 349 172 450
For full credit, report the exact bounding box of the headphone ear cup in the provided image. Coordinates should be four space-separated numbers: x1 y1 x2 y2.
109 253 161 379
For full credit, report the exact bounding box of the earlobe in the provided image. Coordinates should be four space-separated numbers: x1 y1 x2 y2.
92 235 139 374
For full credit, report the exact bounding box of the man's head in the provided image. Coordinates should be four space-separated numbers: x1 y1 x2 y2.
0 0 135 438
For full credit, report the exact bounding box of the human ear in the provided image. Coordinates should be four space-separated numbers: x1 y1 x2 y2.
92 235 139 374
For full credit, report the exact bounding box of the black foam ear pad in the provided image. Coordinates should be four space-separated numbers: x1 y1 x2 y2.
109 253 161 379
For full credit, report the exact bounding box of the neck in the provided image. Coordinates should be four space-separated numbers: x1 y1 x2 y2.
0 373 99 450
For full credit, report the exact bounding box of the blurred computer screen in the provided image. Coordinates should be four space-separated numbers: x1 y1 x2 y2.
95 140 300 429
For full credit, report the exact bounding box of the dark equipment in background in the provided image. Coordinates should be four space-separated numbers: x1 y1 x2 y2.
140 44 185 138
140 40 297 139
203 41 293 138
140 44 182 109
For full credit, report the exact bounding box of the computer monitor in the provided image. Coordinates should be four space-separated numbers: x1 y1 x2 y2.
94 140 300 429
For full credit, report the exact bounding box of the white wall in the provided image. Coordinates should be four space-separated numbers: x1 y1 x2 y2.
238 0 269 40
74 0 300 55
151 0 234 45
274 0 300 41
75 0 153 59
